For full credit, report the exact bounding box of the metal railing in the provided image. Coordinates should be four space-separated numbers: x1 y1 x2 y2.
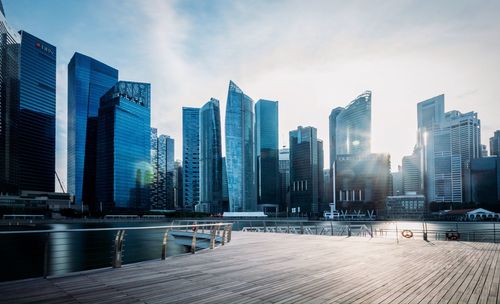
0 222 232 280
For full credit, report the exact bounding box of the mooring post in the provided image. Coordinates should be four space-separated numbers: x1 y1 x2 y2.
161 228 170 260
112 230 125 268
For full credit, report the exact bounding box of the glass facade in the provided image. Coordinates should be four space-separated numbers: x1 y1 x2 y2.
0 16 57 194
225 81 256 212
490 130 500 156
67 52 118 208
278 148 290 211
0 10 20 193
150 130 175 210
95 81 151 210
255 99 279 211
182 107 200 211
289 126 320 215
199 98 223 213
336 91 371 155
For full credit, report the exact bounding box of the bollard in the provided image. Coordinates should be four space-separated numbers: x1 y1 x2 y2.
161 228 170 260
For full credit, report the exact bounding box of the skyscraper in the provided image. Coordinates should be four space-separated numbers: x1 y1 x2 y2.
417 95 481 203
402 149 422 194
199 98 222 213
67 53 118 208
289 126 321 215
151 131 175 210
490 130 500 156
278 148 290 212
95 81 151 210
162 135 175 210
150 128 159 208
1 7 57 194
336 91 371 155
225 81 256 212
255 99 279 212
329 107 344 168
182 107 200 211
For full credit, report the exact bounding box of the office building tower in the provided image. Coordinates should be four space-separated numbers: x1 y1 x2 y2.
199 98 223 213
317 139 325 210
279 148 290 212
221 157 229 211
0 6 57 194
328 107 344 204
225 81 256 212
255 99 279 212
95 81 151 210
151 133 174 210
490 131 500 156
336 91 371 155
391 166 403 196
417 95 481 203
481 145 488 157
182 107 200 211
67 53 118 208
335 153 391 213
402 148 422 195
289 126 322 215
323 169 332 205
175 160 183 209
466 157 500 207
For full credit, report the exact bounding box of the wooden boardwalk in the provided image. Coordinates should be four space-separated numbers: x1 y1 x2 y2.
1 232 499 303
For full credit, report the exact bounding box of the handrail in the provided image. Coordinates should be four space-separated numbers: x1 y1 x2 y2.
0 223 231 234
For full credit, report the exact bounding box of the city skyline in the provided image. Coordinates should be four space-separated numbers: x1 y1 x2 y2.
4 0 500 191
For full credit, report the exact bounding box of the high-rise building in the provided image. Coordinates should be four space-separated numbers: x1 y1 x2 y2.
199 98 223 213
175 160 183 209
336 91 371 156
417 95 481 203
67 53 118 208
317 139 325 210
95 81 151 210
402 148 422 195
335 153 391 214
490 131 500 156
481 145 488 157
1 7 57 194
278 148 290 212
151 133 174 210
466 156 500 207
327 107 344 204
255 99 279 212
289 126 322 215
182 107 200 211
221 157 229 211
391 166 403 196
225 81 256 212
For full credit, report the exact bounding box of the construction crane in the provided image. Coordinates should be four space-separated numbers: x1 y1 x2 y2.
55 171 66 193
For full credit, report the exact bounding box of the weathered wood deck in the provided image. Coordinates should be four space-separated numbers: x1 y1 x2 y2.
1 232 499 303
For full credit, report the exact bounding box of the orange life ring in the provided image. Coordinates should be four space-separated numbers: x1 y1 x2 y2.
401 230 413 238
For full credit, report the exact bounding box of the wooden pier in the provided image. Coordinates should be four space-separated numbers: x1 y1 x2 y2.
1 232 499 303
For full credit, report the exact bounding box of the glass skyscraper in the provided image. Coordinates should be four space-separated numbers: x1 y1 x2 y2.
199 98 223 213
95 81 151 210
335 91 371 155
67 53 118 208
1 6 56 193
255 99 279 211
182 107 200 211
225 81 256 212
150 129 175 210
289 126 321 215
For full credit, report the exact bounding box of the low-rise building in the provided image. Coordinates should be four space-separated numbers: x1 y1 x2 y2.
385 194 426 220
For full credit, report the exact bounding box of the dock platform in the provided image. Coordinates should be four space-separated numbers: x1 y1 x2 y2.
1 232 499 303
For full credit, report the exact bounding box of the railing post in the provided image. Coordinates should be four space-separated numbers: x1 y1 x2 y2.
300 222 304 235
43 232 49 278
330 221 334 236
209 225 216 249
494 223 496 243
227 224 232 243
191 226 197 254
161 228 170 260
222 225 227 246
347 223 351 237
263 220 267 233
112 230 125 268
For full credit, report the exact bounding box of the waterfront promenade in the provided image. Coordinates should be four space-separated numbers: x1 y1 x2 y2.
1 232 499 303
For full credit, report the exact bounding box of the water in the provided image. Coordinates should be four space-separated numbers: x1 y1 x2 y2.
0 222 189 282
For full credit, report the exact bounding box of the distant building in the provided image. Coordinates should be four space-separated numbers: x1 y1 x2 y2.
481 145 488 157
465 157 500 209
278 148 290 212
335 153 391 214
417 95 481 203
1 8 57 194
490 131 500 156
221 157 229 212
335 91 371 156
67 53 118 209
289 126 323 215
95 81 151 210
199 98 223 213
391 166 403 196
386 195 426 220
175 160 183 209
182 107 200 211
225 81 256 212
255 100 280 212
323 169 332 205
150 133 175 210
0 191 73 217
402 149 422 195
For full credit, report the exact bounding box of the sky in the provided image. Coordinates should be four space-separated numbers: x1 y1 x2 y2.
4 0 500 192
